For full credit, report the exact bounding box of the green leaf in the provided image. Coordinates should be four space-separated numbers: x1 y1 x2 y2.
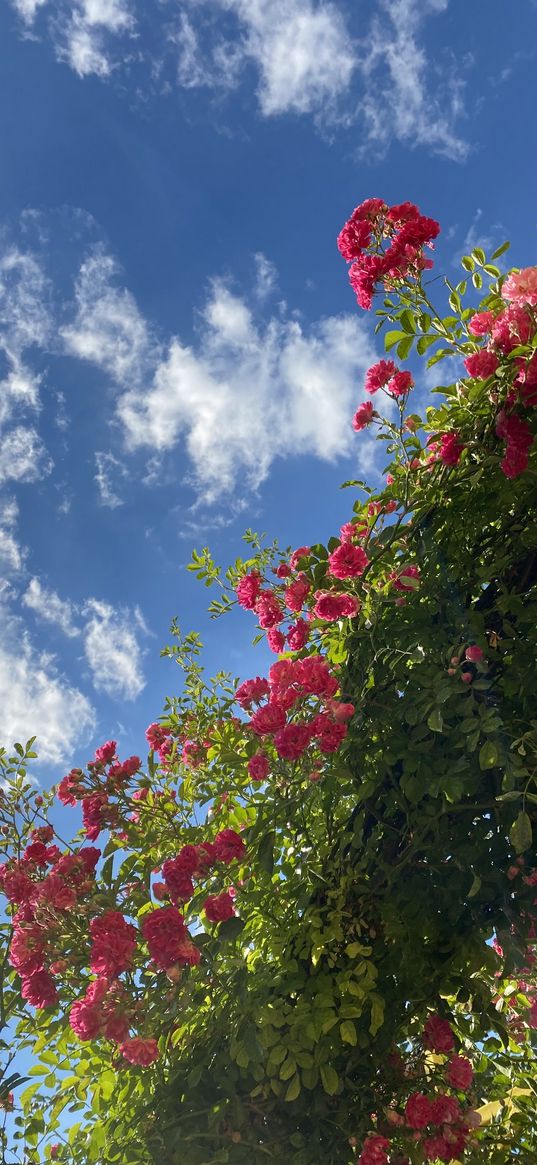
427 709 444 733
479 741 498 770
472 247 486 265
284 1074 301 1102
320 1065 339 1096
280 1056 297 1082
384 330 407 352
396 335 414 360
258 831 276 875
399 309 416 334
218 917 246 941
340 1020 357 1046
416 335 437 355
510 811 532 854
491 240 510 260
468 873 481 898
461 255 474 271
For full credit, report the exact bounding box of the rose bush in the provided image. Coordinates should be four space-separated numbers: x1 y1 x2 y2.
0 196 536 1165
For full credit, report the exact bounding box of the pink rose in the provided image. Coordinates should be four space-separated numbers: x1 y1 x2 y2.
502 266 537 307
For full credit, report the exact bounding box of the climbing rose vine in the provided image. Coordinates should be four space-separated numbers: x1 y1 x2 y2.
0 196 536 1165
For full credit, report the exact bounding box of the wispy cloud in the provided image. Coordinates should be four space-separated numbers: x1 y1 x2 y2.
357 0 468 161
61 249 154 384
10 0 136 77
254 253 278 301
0 425 53 485
0 614 96 764
62 248 377 503
94 450 128 508
23 576 80 637
0 498 26 576
82 597 146 701
9 0 469 157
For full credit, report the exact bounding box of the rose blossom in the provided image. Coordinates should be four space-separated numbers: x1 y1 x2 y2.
313 591 360 621
439 433 464 466
468 310 495 336
423 1014 454 1053
388 370 413 397
405 1092 433 1129
463 350 499 379
249 702 287 737
120 1037 160 1066
204 891 235 922
446 1055 473 1090
266 628 286 653
273 723 312 760
365 360 397 394
353 401 375 431
255 590 284 629
247 753 270 781
236 571 262 611
502 266 537 307
328 543 369 579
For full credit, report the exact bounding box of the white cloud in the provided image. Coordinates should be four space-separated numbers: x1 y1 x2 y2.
23 576 80 637
63 249 376 503
0 247 50 425
173 11 241 90
9 0 468 158
358 0 468 160
94 450 127 508
0 361 41 428
172 0 355 121
9 0 48 26
0 247 52 355
221 0 355 118
0 618 95 764
52 0 135 77
0 426 53 486
0 499 26 576
118 280 376 502
83 598 146 701
254 253 278 301
61 250 153 384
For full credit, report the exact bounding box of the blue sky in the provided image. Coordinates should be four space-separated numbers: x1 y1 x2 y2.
0 0 536 783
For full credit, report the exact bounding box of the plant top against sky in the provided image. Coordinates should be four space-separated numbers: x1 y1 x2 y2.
0 195 536 1165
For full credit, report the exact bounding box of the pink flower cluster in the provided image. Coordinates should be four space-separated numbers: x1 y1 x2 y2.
338 199 440 311
160 830 245 905
356 1015 478 1164
364 360 414 399
235 546 362 653
464 282 537 477
1 842 101 1011
57 743 141 841
237 655 354 770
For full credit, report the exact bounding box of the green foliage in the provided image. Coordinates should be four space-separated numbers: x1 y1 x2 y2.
1 230 536 1165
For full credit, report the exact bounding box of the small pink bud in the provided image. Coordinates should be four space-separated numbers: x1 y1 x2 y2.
461 672 473 684
447 668 457 676
465 645 485 663
450 656 460 666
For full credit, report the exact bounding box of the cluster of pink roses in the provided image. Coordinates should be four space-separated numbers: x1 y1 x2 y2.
235 655 355 775
1 737 249 1068
1 833 100 1011
337 198 440 311
356 1015 479 1165
340 195 536 485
